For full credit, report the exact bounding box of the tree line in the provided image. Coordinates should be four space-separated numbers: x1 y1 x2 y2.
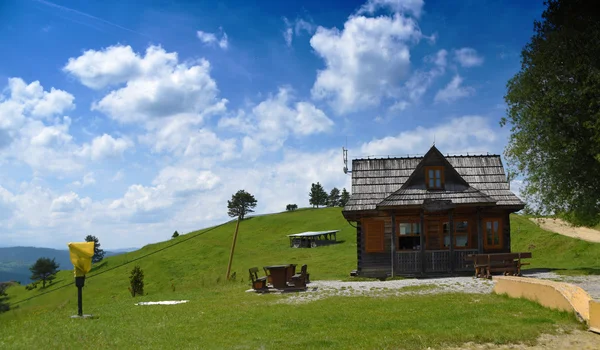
309 183 350 208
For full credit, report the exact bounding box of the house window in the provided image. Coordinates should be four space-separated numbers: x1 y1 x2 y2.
483 218 502 249
425 166 444 189
442 220 470 249
363 219 385 253
397 221 420 251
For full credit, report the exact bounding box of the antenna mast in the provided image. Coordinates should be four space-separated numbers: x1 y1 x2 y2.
343 138 351 174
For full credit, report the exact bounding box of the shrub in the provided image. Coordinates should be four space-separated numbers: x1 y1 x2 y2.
129 265 145 297
286 204 298 211
172 230 179 238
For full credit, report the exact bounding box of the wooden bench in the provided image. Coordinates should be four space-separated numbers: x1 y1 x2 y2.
249 267 268 290
466 252 532 279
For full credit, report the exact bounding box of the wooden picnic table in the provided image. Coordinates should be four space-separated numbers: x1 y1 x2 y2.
263 264 297 289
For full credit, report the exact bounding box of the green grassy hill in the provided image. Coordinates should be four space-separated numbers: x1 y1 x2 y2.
511 214 600 274
5 207 356 312
1 209 595 349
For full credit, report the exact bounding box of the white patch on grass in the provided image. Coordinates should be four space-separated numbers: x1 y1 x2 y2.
135 300 189 305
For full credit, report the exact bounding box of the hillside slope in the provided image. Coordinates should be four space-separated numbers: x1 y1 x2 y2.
0 209 593 349
4 207 356 312
4 209 600 317
511 214 600 274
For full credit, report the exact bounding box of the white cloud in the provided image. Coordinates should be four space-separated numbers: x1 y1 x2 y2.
425 49 447 68
78 134 133 160
453 48 484 67
50 192 91 213
90 47 226 123
360 116 498 156
111 170 124 182
66 45 230 159
310 12 423 114
283 17 315 47
63 45 143 89
0 79 85 173
72 172 96 187
357 0 425 18
434 75 474 103
197 29 228 49
510 179 524 200
5 78 75 119
218 87 333 154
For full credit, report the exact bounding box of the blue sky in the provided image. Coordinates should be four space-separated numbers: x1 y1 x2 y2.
0 0 543 249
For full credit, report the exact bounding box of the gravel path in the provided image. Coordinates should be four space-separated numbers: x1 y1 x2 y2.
277 277 495 304
524 270 600 300
274 272 600 304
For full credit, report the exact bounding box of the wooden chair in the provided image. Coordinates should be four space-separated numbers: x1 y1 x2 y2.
289 264 308 288
249 267 267 290
263 267 272 286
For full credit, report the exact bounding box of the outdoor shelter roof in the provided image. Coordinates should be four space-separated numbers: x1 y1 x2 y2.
287 230 339 237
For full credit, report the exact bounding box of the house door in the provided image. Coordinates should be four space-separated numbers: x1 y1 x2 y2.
424 218 450 272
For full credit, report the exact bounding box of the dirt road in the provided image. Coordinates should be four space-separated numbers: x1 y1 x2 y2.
530 218 600 243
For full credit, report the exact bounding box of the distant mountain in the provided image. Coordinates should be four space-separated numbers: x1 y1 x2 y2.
0 246 137 284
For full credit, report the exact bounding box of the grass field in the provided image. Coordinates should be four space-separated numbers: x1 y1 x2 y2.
511 214 600 275
1 208 596 349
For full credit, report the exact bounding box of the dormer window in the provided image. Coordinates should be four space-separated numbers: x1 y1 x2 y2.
425 166 444 189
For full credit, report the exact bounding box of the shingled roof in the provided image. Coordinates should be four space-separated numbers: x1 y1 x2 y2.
343 146 525 212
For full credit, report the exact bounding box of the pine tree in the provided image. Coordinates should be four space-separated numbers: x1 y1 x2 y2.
309 182 328 208
328 187 341 207
129 265 144 297
85 235 105 263
29 257 59 288
340 188 350 207
227 190 258 220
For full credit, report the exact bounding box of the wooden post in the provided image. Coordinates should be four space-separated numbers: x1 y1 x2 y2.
226 217 241 280
420 209 425 275
391 212 396 278
449 210 454 274
477 207 483 253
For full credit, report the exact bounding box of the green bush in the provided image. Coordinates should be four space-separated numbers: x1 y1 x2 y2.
129 265 145 297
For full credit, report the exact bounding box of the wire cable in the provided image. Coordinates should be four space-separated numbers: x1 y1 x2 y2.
10 220 233 306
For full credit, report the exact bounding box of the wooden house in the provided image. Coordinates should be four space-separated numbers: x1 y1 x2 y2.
341 145 525 278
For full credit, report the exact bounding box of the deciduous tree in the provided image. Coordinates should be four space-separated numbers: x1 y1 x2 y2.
502 0 600 226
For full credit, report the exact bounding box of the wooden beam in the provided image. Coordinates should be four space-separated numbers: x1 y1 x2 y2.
391 212 396 278
449 209 454 273
420 209 425 275
477 207 483 253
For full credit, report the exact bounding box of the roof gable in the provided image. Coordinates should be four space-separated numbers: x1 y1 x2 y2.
399 145 469 191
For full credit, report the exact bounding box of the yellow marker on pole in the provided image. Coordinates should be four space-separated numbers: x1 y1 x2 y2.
68 242 95 276
67 242 95 318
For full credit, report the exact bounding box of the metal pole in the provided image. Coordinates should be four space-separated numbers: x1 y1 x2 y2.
77 286 83 316
226 217 241 280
